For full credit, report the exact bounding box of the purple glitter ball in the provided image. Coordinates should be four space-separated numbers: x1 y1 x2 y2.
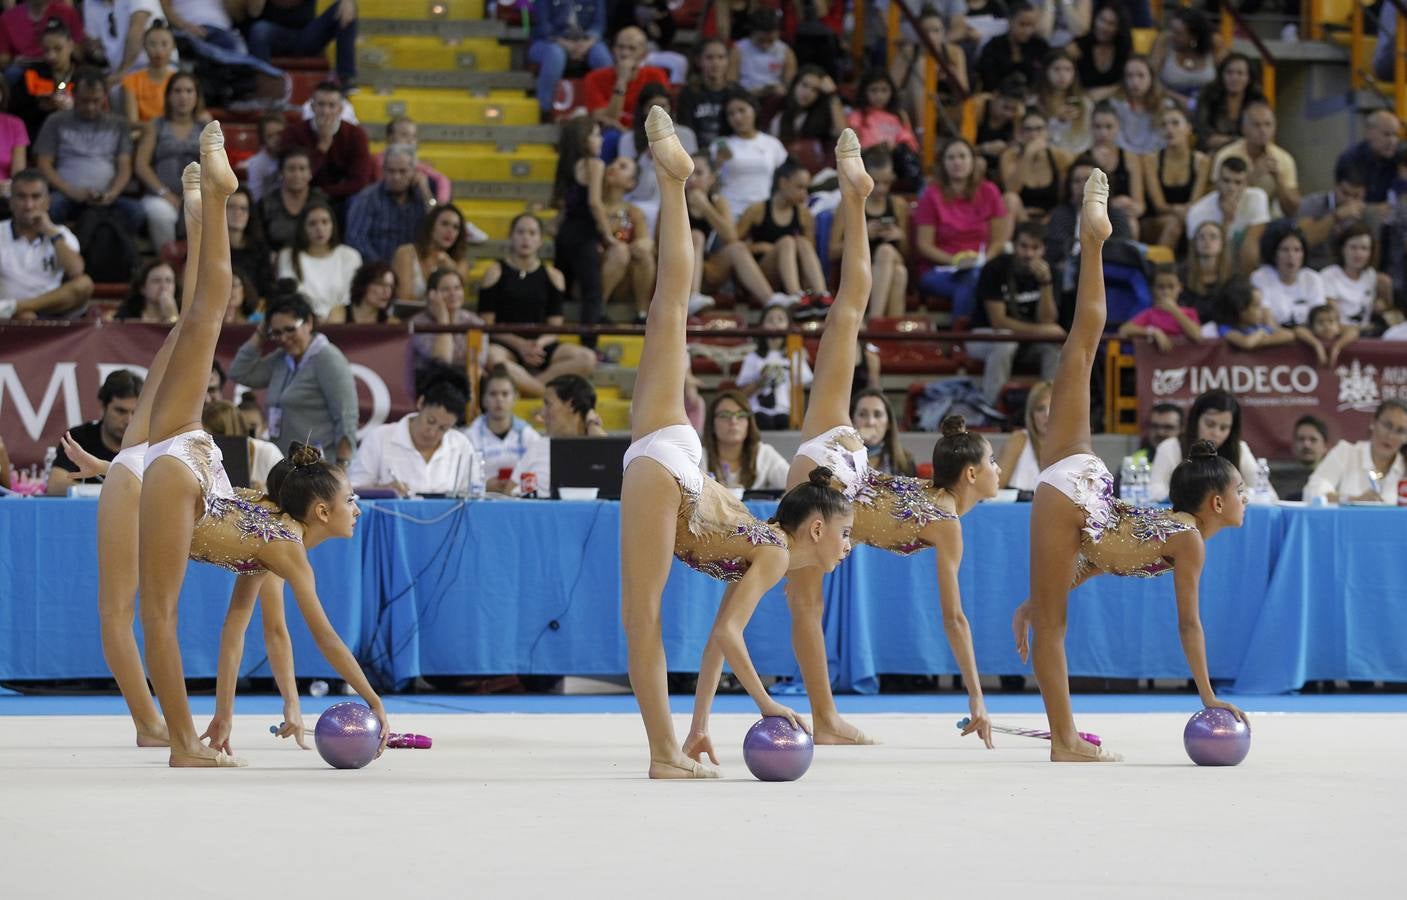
1183 707 1251 767
314 702 383 770
742 716 814 782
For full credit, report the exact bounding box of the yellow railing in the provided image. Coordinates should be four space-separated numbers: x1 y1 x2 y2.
873 0 977 172
1219 5 1278 107
1104 339 1140 435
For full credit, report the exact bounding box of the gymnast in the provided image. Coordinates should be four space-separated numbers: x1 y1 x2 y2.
620 107 854 779
780 129 999 748
1010 169 1247 762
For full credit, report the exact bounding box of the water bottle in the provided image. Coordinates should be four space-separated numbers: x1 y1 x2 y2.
41 446 57 490
1133 459 1151 506
1253 458 1273 505
467 448 486 499
1119 457 1136 502
308 679 329 697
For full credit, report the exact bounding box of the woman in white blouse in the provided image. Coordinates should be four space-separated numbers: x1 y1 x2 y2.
276 200 363 323
1317 223 1385 331
715 91 790 224
1249 225 1324 328
701 391 790 491
1149 389 1273 502
996 380 1051 492
1304 400 1407 503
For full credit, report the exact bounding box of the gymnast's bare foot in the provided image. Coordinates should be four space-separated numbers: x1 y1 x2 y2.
198 121 237 197
1050 736 1122 763
135 722 170 748
813 715 878 746
645 107 694 183
835 128 873 199
181 162 201 227
1080 168 1112 244
649 754 719 779
170 740 247 767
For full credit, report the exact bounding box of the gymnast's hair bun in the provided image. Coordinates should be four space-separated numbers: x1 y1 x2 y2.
1187 440 1219 460
940 415 967 437
807 466 835 488
288 442 323 468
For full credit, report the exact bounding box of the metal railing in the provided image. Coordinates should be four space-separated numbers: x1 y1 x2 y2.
1218 2 1280 107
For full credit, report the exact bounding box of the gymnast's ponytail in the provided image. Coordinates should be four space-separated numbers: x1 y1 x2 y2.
1168 440 1239 513
770 467 850 533
266 442 344 521
931 415 988 489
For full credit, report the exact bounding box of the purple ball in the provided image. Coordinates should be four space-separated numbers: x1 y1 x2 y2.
1183 707 1251 767
742 716 814 782
314 702 383 770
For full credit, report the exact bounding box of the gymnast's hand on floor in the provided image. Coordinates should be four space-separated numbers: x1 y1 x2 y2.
962 705 994 749
277 703 311 750
200 715 233 756
760 701 810 735
682 731 719 767
1012 601 1033 665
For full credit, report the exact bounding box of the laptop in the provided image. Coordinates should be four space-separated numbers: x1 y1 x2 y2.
549 436 631 499
212 435 252 489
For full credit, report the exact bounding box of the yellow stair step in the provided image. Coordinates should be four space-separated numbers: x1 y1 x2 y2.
372 142 556 182
359 0 486 20
454 202 554 240
357 35 510 72
351 90 538 127
598 335 643 370
510 391 630 432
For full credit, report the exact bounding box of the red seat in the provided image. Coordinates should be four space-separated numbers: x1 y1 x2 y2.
551 78 588 121
271 56 329 73
92 283 126 300
289 70 328 106
223 123 259 169
688 314 751 375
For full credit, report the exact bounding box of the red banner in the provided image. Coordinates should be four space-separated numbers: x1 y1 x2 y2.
1135 339 1407 459
0 323 419 473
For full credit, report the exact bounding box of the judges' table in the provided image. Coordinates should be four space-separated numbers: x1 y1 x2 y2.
1 499 1403 693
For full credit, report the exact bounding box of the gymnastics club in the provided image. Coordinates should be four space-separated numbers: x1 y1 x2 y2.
956 717 1102 747
270 723 433 749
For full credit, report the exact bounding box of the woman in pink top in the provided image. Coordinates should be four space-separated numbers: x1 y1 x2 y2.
914 138 1011 317
0 78 29 204
846 69 918 153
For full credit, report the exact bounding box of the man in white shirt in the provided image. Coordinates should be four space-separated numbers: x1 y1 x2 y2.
511 374 607 498
463 368 542 494
0 170 93 320
348 381 472 496
83 0 167 76
1185 156 1270 273
1209 100 1300 218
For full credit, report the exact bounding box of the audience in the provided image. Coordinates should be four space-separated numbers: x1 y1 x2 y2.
969 221 1064 405
1148 5 1221 102
1065 1 1126 100
595 154 656 320
81 0 162 78
526 0 612 117
1276 414 1329 500
1213 275 1294 351
851 387 914 476
829 145 909 319
201 399 283 492
737 299 813 430
0 78 28 215
1109 55 1171 156
846 69 917 165
1301 303 1358 368
390 204 470 302
999 111 1073 225
0 169 93 320
120 20 177 124
275 199 362 322
510 374 607 498
1 0 86 73
48 369 140 495
259 146 326 250
770 65 844 144
246 0 359 87
1143 106 1208 249
996 379 1051 492
618 84 698 238
281 81 372 213
702 390 789 491
228 185 274 303
892 5 968 133
915 138 1011 317
1250 224 1324 330
33 67 142 230
685 151 783 311
676 37 734 148
727 8 794 100
1036 50 1091 155
134 71 205 249
583 26 668 133
243 113 284 202
1117 265 1202 352
344 144 430 265
1149 388 1271 502
1185 156 1269 273
229 291 359 462
1209 100 1300 217
1297 165 1373 271
715 90 789 224
466 365 544 495
1131 402 1185 466
1194 53 1264 153
224 268 260 323
552 117 611 341
371 117 452 207
12 21 80 140
1080 102 1144 237
974 75 1024 176
1334 110 1400 204
1318 223 1381 335
349 379 472 497
978 1 1048 92
740 159 829 309
114 258 177 322
328 261 397 325
1303 400 1407 505
1180 219 1234 322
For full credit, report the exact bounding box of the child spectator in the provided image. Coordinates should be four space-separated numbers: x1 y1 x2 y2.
736 299 813 430
121 20 177 124
1117 266 1203 352
738 159 830 311
1214 276 1294 351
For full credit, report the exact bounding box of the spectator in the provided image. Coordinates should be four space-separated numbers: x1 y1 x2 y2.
1116 265 1203 352
583 26 668 134
465 364 544 494
371 116 452 206
891 7 968 134
702 390 790 491
1250 224 1324 329
771 65 844 145
133 71 205 249
1296 166 1373 271
1304 400 1407 504
238 393 268 439
999 111 1074 225
634 0 688 83
618 83 698 238
229 291 358 462
259 146 327 250
223 268 260 323
1193 52 1264 153
1209 100 1299 217
714 90 789 223
968 221 1064 404
551 117 612 339
739 159 830 309
852 387 914 476
12 21 80 140
1131 402 1185 466
1143 106 1208 249
0 78 30 219
1322 222 1389 333
33 68 142 231
0 0 85 71
1148 388 1270 502
390 203 469 302
207 359 227 406
349 379 472 497
120 20 177 124
82 0 164 79
281 81 373 212
510 373 607 498
1181 220 1233 322
828 145 909 319
1148 4 1222 102
1212 275 1294 351
246 0 358 87
677 38 734 148
114 258 177 322
244 113 284 202
408 267 533 395
1034 0 1091 47
275 199 362 322
737 299 813 430
914 137 1011 317
1110 55 1171 156
1301 303 1358 369
1065 2 1126 101
727 8 795 101
201 399 284 492
846 68 919 175
478 212 598 396
978 1 1048 92
1043 158 1133 283
526 0 612 117
328 261 397 325
228 185 274 303
1036 50 1091 155
344 144 430 265
1185 156 1269 273
162 0 244 51
685 150 783 310
996 379 1051 492
1079 102 1144 237
1276 414 1329 501
974 74 1025 177
0 169 92 320
47 369 140 496
1333 110 1400 205
595 154 656 322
